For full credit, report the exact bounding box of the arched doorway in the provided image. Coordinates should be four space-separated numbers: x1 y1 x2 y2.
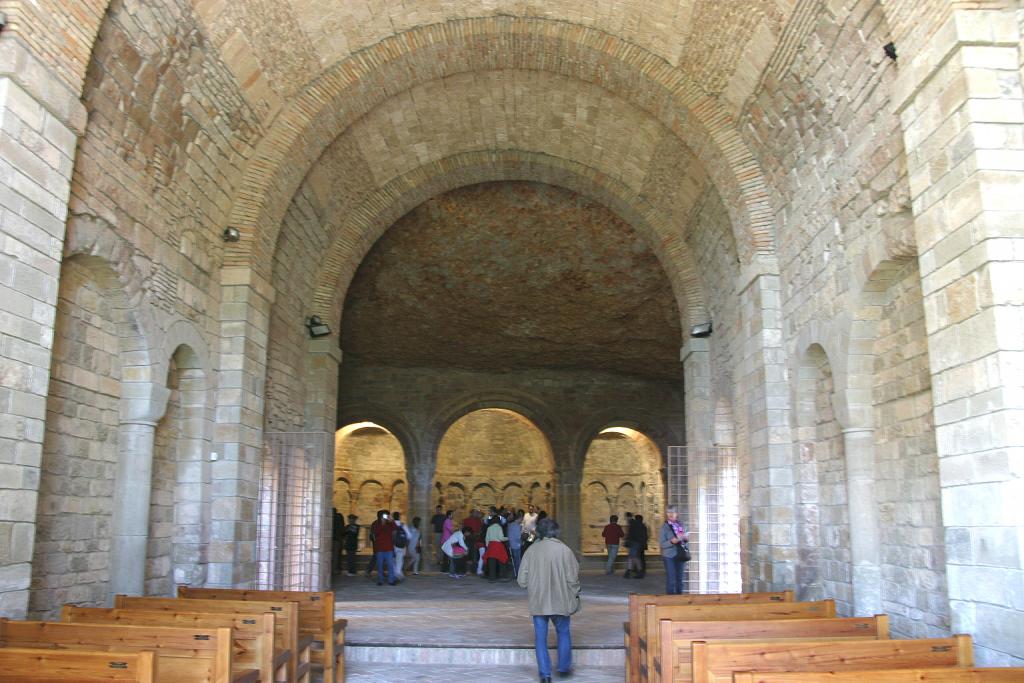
433 409 555 519
333 422 407 550
580 427 663 554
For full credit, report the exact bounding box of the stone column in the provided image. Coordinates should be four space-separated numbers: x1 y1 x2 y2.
109 382 170 601
408 463 435 535
0 39 86 617
841 427 882 616
892 8 1024 664
210 268 275 588
737 268 795 592
555 466 583 555
681 337 713 448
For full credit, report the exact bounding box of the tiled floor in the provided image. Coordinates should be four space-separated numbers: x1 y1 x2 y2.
333 563 663 681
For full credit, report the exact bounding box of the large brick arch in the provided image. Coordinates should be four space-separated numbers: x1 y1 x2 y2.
225 16 777 276
308 150 710 332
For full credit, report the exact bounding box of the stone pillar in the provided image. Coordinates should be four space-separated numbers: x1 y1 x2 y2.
0 39 86 617
681 337 713 448
109 382 170 601
304 340 342 588
408 463 435 535
555 466 583 554
210 268 275 588
892 8 1024 664
841 427 882 616
737 269 795 592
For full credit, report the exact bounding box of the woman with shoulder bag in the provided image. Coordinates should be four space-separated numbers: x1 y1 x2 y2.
658 505 690 594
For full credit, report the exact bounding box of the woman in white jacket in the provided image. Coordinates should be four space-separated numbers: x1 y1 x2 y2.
442 525 471 578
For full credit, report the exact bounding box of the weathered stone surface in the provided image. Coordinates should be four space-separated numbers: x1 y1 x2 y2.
342 182 682 380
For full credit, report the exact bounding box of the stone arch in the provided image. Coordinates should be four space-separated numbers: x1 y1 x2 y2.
335 422 407 526
501 483 525 511
333 477 352 517
224 16 777 276
149 342 211 592
794 343 852 613
335 404 419 475
390 480 407 515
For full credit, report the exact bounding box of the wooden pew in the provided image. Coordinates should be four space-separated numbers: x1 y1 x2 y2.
657 615 890 683
63 606 286 683
177 586 347 683
690 634 974 683
640 600 837 682
0 647 156 682
0 618 255 683
113 595 311 683
733 668 1024 683
625 592 795 682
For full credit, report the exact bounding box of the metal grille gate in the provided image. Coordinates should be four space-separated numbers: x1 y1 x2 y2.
666 446 742 593
256 432 331 590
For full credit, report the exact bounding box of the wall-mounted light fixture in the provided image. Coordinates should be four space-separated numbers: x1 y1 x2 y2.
690 321 712 338
222 226 241 242
306 315 331 338
883 42 897 62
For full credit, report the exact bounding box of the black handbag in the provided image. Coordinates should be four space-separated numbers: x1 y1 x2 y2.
679 541 691 562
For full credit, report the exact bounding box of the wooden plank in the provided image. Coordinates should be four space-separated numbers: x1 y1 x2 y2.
658 615 889 683
62 607 283 683
113 595 308 681
178 586 346 683
0 618 242 683
0 647 156 682
691 635 974 683
626 592 795 683
732 668 1024 683
642 601 836 682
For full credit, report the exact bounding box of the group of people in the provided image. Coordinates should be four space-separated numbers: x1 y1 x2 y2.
335 509 423 585
601 506 691 594
433 504 546 581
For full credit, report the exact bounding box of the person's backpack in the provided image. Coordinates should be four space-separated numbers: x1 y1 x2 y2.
393 525 409 548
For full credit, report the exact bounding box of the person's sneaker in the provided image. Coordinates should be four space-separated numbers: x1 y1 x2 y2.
346 572 357 577
557 669 573 678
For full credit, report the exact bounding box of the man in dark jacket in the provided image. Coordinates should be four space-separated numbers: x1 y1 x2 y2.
370 509 398 586
343 514 360 576
518 518 580 683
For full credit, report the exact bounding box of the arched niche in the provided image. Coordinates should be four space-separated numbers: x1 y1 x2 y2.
580 427 663 554
433 408 555 519
333 422 407 529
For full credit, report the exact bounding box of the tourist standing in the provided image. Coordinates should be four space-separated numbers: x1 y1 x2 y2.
624 512 642 578
343 514 361 576
517 518 580 683
370 509 398 586
522 504 539 553
635 514 650 577
441 510 455 573
508 510 524 576
483 513 510 582
659 505 690 594
406 516 422 575
602 514 624 575
392 511 408 582
442 525 471 578
430 505 446 568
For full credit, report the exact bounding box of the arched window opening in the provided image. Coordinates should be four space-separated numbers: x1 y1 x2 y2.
333 422 407 552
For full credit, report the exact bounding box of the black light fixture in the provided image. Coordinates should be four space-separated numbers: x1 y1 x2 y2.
883 42 897 62
690 321 713 338
306 315 331 338
222 226 241 242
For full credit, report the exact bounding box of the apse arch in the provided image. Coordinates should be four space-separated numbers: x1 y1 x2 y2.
223 16 777 275
333 421 408 526
432 408 558 518
580 426 664 554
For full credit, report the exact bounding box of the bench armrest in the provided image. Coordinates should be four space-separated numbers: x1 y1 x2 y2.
332 618 347 635
273 648 292 670
232 668 260 683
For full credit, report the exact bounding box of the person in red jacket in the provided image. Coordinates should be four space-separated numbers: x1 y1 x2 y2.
370 509 398 586
602 514 625 575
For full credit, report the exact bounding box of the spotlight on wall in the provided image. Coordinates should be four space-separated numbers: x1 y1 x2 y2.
883 42 897 62
222 226 241 242
690 321 713 338
0 13 7 31
306 315 331 338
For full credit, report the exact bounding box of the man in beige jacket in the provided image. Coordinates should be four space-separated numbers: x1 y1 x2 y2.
517 517 581 682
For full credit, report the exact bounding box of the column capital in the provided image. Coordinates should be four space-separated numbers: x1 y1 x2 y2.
119 382 172 426
680 337 710 363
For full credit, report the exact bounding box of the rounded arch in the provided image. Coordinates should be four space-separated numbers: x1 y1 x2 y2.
310 150 711 330
334 421 408 526
336 403 420 472
224 16 776 275
572 409 678 471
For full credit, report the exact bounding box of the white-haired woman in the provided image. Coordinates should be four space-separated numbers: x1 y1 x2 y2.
658 505 690 594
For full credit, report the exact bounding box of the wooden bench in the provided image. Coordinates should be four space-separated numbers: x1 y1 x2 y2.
0 647 156 682
690 634 974 683
113 595 311 683
639 600 837 683
63 606 286 683
733 668 1024 683
0 618 255 683
178 586 347 683
625 592 795 682
657 615 890 683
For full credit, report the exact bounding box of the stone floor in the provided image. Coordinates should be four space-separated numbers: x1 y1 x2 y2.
332 559 664 681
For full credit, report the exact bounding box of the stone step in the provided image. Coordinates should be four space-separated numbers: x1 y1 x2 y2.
345 644 625 667
344 661 623 682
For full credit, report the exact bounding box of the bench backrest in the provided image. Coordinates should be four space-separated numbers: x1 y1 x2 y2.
626 592 794 682
0 618 231 683
62 607 276 681
641 600 836 682
733 667 1024 683
177 586 334 637
0 647 156 682
658 615 889 683
691 635 974 683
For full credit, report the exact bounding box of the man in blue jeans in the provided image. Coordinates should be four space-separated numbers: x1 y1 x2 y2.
517 517 581 682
